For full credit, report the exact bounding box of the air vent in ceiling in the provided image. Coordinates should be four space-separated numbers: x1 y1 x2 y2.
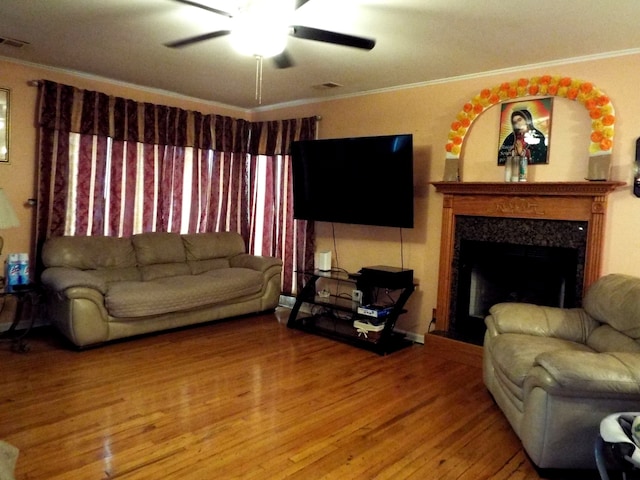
312 82 343 90
0 37 29 48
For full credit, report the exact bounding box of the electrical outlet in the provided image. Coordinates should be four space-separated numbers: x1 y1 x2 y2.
351 289 363 311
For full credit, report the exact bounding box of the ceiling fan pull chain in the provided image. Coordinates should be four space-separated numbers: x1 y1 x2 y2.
255 55 263 105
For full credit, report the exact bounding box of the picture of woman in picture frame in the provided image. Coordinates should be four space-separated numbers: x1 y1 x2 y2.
497 98 552 165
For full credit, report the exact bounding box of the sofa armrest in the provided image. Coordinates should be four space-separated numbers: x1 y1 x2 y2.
229 254 282 273
487 302 599 343
525 351 640 397
41 267 108 294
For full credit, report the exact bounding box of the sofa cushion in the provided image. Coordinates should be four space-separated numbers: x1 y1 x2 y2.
140 263 191 281
42 235 136 270
583 274 640 340
587 325 640 354
132 232 186 266
182 232 246 274
182 232 246 260
88 267 142 283
188 258 231 275
41 267 140 293
487 333 594 402
104 268 263 318
488 303 598 343
535 350 640 394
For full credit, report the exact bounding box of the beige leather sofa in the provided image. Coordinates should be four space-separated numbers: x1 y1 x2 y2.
41 231 282 347
483 273 640 469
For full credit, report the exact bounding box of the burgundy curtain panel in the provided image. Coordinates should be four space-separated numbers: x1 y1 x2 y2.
35 80 316 294
248 118 317 294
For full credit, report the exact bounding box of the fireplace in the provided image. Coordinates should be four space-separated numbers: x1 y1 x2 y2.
450 217 585 344
431 181 623 346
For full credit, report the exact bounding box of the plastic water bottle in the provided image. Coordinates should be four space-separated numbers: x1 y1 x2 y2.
17 253 29 285
5 253 20 289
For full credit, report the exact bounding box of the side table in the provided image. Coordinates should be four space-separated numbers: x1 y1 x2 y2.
0 284 39 353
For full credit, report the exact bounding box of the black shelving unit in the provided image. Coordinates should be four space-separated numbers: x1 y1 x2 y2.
287 269 415 355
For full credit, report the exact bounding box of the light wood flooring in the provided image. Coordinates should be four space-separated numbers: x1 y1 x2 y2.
0 310 603 479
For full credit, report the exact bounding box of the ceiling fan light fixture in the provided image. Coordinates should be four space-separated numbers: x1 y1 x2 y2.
230 0 293 58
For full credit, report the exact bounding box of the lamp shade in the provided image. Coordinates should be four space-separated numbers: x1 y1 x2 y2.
0 188 19 229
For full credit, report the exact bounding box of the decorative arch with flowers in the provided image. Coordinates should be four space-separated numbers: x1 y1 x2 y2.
445 75 615 168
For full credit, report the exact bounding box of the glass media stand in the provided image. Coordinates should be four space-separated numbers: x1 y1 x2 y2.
287 269 415 355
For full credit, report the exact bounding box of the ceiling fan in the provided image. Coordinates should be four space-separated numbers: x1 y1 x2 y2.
164 0 376 69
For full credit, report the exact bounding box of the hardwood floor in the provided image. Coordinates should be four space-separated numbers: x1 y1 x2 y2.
0 310 603 479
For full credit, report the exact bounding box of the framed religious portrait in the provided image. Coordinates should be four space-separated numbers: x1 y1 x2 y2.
497 98 553 165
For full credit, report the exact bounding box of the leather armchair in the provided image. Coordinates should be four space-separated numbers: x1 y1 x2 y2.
483 274 640 469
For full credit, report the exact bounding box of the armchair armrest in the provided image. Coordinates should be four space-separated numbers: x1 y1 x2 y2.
230 254 282 273
487 302 599 343
525 351 640 397
41 267 108 294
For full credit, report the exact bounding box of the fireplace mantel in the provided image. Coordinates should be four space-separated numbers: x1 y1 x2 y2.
431 181 625 333
432 181 624 197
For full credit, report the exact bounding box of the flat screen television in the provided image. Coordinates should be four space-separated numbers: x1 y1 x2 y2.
291 133 414 228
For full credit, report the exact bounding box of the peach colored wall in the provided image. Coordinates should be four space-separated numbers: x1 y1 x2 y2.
259 52 640 338
2 53 640 340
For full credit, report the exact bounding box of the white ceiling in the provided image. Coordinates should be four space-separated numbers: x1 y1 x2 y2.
1 0 640 111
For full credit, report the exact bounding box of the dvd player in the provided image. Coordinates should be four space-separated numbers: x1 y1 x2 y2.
358 265 413 289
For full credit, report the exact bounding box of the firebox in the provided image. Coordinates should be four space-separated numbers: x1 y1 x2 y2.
447 216 587 345
452 240 579 344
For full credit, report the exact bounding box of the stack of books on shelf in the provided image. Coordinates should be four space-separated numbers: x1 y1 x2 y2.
356 304 393 320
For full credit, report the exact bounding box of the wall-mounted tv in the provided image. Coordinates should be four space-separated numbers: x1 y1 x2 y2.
291 134 414 228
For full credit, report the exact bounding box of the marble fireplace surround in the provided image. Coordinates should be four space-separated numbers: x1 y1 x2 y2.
431 181 624 337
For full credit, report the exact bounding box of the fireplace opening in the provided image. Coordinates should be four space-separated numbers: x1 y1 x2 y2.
451 240 579 345
439 215 588 346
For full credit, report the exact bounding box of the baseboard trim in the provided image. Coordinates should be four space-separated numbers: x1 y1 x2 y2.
397 329 424 345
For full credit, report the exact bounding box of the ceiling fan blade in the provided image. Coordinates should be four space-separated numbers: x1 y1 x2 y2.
165 30 231 48
290 25 375 50
272 50 295 69
294 0 312 9
171 0 233 17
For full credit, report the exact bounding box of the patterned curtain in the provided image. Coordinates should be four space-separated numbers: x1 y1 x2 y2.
35 80 316 294
247 118 317 294
36 81 249 237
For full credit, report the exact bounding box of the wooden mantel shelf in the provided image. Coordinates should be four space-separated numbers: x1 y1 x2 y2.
431 181 625 197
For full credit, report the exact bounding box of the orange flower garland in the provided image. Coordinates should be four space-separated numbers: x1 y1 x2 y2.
445 76 615 159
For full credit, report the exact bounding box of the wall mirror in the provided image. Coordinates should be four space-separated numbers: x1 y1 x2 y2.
0 88 9 163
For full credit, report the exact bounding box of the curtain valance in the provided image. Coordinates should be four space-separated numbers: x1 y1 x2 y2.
37 80 317 154
249 117 317 156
